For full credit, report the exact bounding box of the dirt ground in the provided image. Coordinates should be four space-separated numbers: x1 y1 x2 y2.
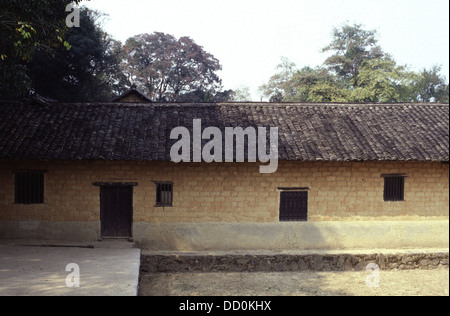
139 267 449 296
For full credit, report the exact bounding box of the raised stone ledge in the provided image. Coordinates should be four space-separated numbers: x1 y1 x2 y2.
141 251 449 273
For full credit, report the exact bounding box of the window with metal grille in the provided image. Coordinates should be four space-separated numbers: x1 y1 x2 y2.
279 190 308 221
155 182 173 207
383 175 405 202
15 171 44 204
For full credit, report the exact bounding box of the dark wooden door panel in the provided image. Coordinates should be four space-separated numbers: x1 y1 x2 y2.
100 186 133 237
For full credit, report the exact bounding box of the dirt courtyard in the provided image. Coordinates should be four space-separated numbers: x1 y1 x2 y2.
139 267 449 296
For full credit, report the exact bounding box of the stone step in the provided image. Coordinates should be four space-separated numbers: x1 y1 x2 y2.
141 251 449 273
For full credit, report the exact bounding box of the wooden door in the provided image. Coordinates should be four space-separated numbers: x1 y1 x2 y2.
100 186 133 238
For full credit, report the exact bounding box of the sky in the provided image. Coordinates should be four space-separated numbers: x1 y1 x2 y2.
84 0 450 101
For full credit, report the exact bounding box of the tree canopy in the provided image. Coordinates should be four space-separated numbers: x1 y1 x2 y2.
260 23 449 103
1 5 448 105
29 8 128 102
0 0 85 99
322 23 386 88
0 2 228 102
0 0 83 62
121 32 223 102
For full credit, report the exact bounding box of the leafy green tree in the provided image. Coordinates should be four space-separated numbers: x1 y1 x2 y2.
260 23 448 104
0 0 84 99
322 23 386 88
287 67 347 102
176 88 233 103
440 85 450 104
320 23 438 103
121 32 223 102
307 82 350 103
0 0 83 61
349 58 416 103
259 60 348 102
412 66 449 103
258 57 296 102
29 8 128 102
230 86 252 102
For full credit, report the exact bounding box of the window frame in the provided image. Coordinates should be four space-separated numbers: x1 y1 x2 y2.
382 174 406 202
14 170 45 205
153 181 174 207
278 188 309 222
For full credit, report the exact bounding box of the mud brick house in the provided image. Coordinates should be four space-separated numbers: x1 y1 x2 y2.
0 93 448 250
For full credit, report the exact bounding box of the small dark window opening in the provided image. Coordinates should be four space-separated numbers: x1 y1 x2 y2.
279 191 308 222
155 182 173 207
15 172 44 204
383 175 405 202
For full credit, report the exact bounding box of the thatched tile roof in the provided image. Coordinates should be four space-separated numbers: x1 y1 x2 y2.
0 102 448 162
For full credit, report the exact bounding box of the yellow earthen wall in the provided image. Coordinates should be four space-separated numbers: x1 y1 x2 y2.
0 160 448 223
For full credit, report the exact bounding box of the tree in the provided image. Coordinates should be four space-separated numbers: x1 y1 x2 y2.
321 23 426 103
349 58 416 103
0 0 83 62
259 60 348 102
307 82 350 103
258 57 296 102
0 0 84 99
322 23 386 88
121 32 222 102
413 66 449 103
29 8 128 102
260 23 449 104
230 86 252 102
176 88 233 103
287 66 347 102
440 85 450 104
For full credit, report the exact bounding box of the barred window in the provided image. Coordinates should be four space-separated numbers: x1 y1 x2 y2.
15 171 44 204
155 182 173 207
383 175 406 202
279 189 308 222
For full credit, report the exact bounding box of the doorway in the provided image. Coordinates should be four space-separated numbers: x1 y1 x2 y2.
99 185 134 238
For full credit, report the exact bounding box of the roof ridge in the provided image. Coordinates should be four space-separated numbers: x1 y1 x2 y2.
14 102 449 108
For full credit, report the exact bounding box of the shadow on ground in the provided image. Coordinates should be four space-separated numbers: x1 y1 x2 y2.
138 271 352 296
138 268 449 296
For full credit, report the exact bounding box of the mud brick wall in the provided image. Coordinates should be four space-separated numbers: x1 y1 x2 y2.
0 160 448 223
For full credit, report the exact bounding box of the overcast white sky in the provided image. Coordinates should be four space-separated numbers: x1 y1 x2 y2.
85 0 449 101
